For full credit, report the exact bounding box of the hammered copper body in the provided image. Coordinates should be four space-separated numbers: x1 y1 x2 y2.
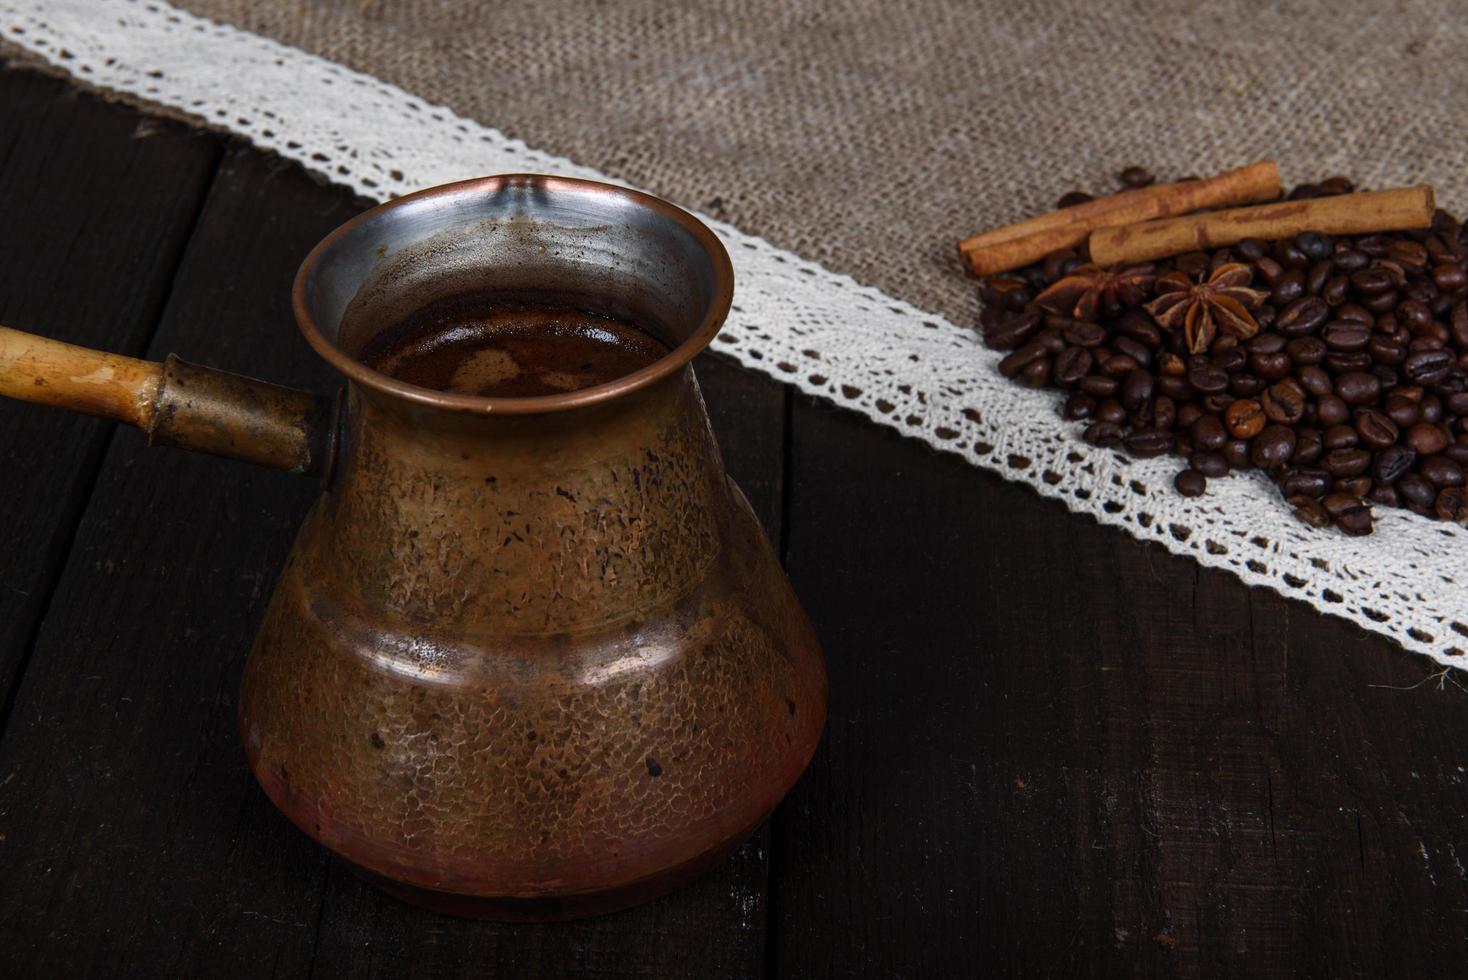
0 175 826 920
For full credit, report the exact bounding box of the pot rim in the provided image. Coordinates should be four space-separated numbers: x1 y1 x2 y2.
291 174 735 415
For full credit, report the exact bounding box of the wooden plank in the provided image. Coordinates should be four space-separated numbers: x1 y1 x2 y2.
0 147 357 977
773 397 1468 977
0 68 218 714
305 353 785 980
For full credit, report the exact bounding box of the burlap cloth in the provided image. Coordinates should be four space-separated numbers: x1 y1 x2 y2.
172 0 1468 329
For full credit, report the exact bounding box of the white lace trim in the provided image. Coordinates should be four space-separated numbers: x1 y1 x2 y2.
5 0 1466 668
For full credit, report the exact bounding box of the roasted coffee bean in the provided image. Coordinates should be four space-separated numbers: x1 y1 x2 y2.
1115 312 1163 347
1324 448 1372 477
985 309 1043 350
1174 468 1206 497
1223 439 1252 469
1446 391 1468 416
1274 296 1329 337
1435 486 1467 521
1250 351 1292 381
1119 166 1154 188
1336 476 1374 498
1451 301 1468 347
1306 258 1334 295
1211 347 1247 373
1083 421 1124 447
1399 472 1437 508
1321 275 1350 306
1019 358 1051 387
1054 346 1094 385
1063 392 1097 420
1062 321 1107 347
1296 365 1332 398
1351 267 1397 296
1190 414 1228 451
1190 451 1230 477
1261 381 1306 424
1177 403 1203 429
1080 374 1118 397
1448 443 1468 466
1405 422 1449 455
1335 371 1381 405
1354 409 1399 450
1384 391 1422 427
1292 427 1324 464
1320 176 1355 195
1370 364 1401 389
1398 298 1434 333
1295 231 1332 261
1333 248 1369 272
1274 238 1310 269
1432 262 1468 291
1229 373 1267 398
1292 496 1333 528
1188 361 1230 394
1336 302 1375 325
1368 333 1407 365
1272 269 1305 305
1252 425 1297 470
1323 424 1359 450
1389 239 1430 270
1362 289 1400 314
1420 394 1445 423
1335 505 1374 535
1097 399 1127 425
1370 445 1416 484
1322 492 1363 518
1120 369 1155 411
1153 395 1177 432
1254 255 1285 285
1368 483 1401 508
1286 337 1327 366
1280 467 1331 499
1101 353 1141 377
1325 351 1373 374
1404 348 1454 385
1421 454 1466 487
1246 332 1286 354
1056 190 1093 209
998 340 1048 378
1236 238 1267 262
1157 374 1193 400
1125 428 1172 458
1112 336 1151 369
1322 320 1372 351
1316 394 1350 427
1225 399 1265 438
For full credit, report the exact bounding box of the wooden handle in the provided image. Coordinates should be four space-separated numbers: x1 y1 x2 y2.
0 325 337 476
0 326 164 426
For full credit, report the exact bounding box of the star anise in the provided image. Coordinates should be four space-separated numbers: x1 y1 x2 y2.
1034 263 1156 321
1144 263 1269 354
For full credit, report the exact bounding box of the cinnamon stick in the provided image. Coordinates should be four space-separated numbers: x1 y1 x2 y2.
1088 185 1436 267
958 160 1282 276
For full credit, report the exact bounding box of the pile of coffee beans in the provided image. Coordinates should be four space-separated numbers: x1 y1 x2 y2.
977 173 1468 535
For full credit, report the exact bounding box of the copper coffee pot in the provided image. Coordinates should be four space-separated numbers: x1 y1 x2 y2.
0 175 826 920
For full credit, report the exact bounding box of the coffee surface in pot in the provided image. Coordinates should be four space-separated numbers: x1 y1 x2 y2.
360 294 670 398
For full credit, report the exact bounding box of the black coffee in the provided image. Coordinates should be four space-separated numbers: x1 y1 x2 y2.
361 295 670 398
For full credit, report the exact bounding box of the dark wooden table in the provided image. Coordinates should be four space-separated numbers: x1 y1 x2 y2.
1 68 1465 978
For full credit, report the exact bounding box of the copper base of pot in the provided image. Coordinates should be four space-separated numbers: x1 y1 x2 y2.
344 829 752 922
